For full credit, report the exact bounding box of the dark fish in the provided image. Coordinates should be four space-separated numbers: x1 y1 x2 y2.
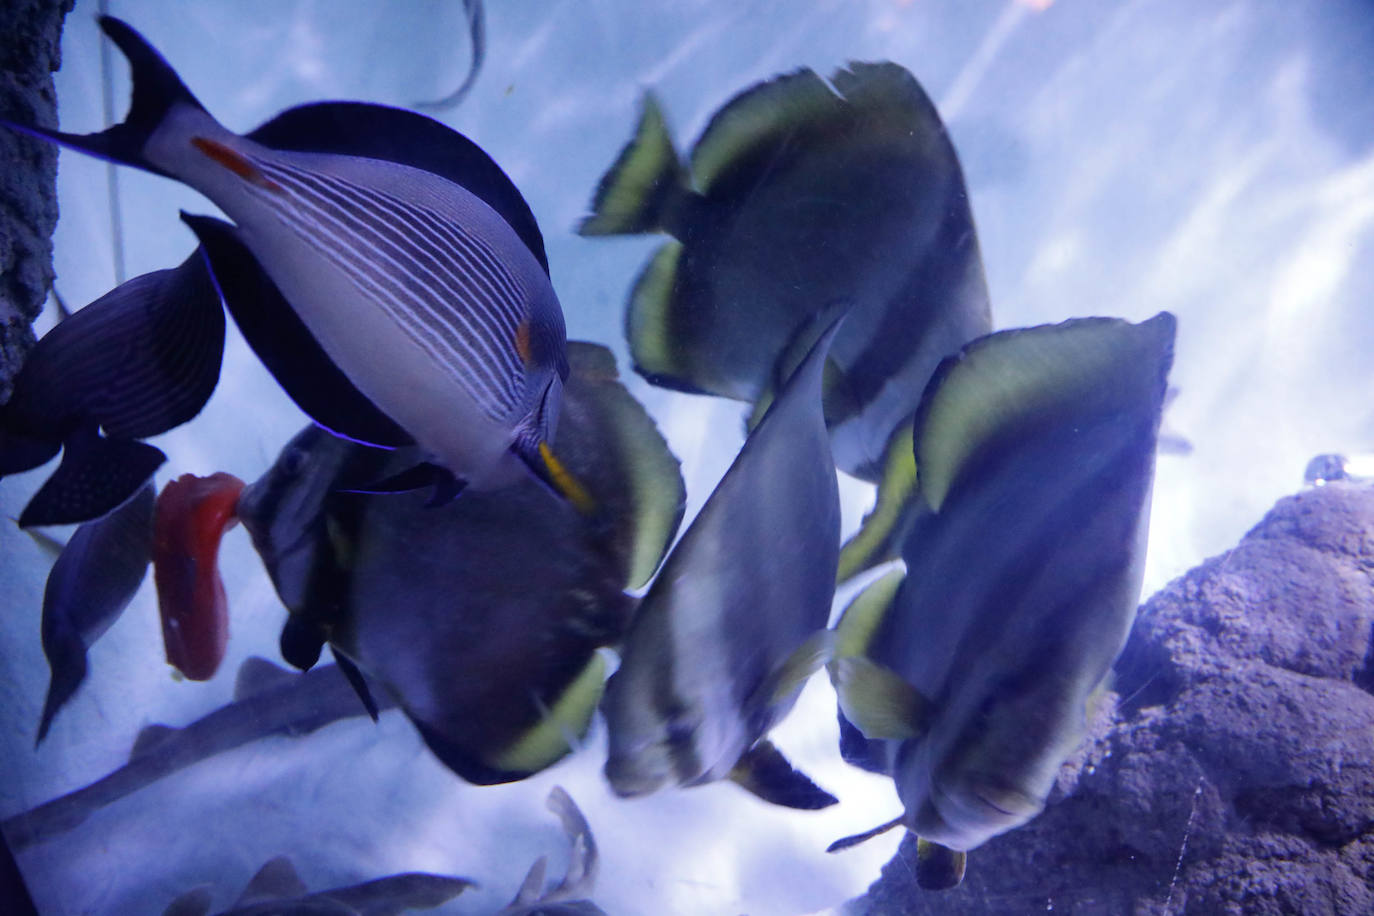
828 314 1176 883
152 472 245 681
601 315 844 809
498 787 606 916
579 61 991 484
237 342 684 785
416 0 486 111
4 657 393 852
161 853 473 916
0 255 223 527
5 17 577 502
35 483 156 745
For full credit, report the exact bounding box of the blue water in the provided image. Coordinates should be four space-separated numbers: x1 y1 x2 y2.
3 0 1373 913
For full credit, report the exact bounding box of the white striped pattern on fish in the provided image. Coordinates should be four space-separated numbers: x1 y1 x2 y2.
245 155 532 424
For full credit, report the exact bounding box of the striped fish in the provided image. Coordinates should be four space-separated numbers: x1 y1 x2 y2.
5 17 572 499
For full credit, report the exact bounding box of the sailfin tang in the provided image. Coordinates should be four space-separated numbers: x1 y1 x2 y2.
578 93 687 236
19 427 164 528
728 740 838 810
181 212 413 449
915 839 967 890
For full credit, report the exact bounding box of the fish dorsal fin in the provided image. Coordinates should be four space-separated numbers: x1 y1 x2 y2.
836 427 920 584
489 653 607 775
319 873 474 912
247 100 549 274
235 855 307 905
689 68 840 193
130 723 177 760
560 341 684 590
511 856 548 906
728 739 838 810
578 93 687 237
915 314 1177 513
233 656 298 701
161 885 212 916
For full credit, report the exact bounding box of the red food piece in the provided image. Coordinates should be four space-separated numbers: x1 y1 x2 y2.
152 472 245 680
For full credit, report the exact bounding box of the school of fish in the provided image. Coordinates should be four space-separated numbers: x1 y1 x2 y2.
0 13 1175 907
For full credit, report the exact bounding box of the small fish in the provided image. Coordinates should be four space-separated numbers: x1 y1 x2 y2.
416 0 486 111
237 342 684 784
579 61 991 483
827 314 1175 885
0 255 223 527
5 17 578 504
4 657 393 851
152 472 245 681
34 483 155 744
601 315 845 809
498 787 606 916
162 853 473 916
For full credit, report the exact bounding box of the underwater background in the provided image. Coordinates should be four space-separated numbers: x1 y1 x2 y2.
2 0 1373 913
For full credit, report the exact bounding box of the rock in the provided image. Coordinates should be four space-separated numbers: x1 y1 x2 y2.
846 482 1374 915
0 0 72 402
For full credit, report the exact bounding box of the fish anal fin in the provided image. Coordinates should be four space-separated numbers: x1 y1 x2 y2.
489 653 606 776
833 568 905 659
829 656 930 742
837 428 919 584
915 838 968 890
578 93 687 236
728 739 838 810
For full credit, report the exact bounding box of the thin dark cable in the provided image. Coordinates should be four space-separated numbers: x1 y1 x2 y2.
98 0 125 285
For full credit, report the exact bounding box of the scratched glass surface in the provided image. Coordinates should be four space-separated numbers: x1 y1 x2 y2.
2 1 1372 914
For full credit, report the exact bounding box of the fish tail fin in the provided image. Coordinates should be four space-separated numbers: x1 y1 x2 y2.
3 17 205 172
578 93 691 236
17 426 165 528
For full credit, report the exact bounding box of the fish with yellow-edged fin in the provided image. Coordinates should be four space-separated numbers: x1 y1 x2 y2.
236 342 684 784
825 314 1176 889
600 313 845 810
1 17 580 507
578 60 991 580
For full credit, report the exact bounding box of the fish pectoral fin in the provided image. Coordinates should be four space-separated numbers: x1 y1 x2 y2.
826 813 906 853
759 629 836 709
829 656 931 742
330 648 380 722
728 740 838 810
915 838 968 891
515 440 596 516
19 426 165 528
578 92 687 236
837 427 921 584
335 461 465 507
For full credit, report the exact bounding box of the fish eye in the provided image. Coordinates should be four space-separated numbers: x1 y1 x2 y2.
279 446 310 477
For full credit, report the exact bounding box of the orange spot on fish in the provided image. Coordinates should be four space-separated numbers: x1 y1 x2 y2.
152 472 245 681
515 319 534 365
190 137 281 191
